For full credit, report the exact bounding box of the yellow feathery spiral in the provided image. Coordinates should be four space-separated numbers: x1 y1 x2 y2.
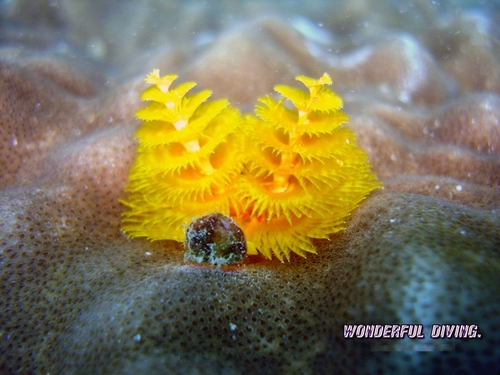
121 70 243 241
121 70 381 262
234 73 382 261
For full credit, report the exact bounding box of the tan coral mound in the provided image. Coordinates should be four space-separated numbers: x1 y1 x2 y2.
1 2 500 374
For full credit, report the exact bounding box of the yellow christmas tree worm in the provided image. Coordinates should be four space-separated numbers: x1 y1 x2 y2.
121 70 381 262
233 73 382 261
121 70 242 241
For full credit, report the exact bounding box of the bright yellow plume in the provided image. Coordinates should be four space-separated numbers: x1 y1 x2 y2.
121 71 382 261
121 70 242 241
234 73 382 261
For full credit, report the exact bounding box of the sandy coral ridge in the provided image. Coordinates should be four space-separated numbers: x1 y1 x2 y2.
0 1 499 374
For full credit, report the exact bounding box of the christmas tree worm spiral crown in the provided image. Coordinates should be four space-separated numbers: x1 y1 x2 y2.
121 70 382 262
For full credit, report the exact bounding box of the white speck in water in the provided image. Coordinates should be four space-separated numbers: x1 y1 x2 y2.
291 17 332 44
193 31 214 47
145 252 151 256
460 230 466 235
84 247 89 251
390 153 397 161
87 37 107 59
456 185 463 192
328 45 373 68
435 185 440 190
12 136 18 146
305 40 326 58
229 323 237 331
389 218 396 223
133 334 141 342
107 115 113 123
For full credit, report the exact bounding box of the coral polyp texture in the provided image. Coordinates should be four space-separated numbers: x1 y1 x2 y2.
1 2 500 375
122 71 381 261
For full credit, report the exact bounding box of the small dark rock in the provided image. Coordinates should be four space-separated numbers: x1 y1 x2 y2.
184 213 247 266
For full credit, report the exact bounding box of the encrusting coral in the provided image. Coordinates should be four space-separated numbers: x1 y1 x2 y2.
1 3 500 374
121 71 382 261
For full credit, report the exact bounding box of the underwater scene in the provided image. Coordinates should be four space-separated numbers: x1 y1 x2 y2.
0 0 499 374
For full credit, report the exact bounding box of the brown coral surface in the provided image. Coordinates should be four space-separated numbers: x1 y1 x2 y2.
1 1 499 374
